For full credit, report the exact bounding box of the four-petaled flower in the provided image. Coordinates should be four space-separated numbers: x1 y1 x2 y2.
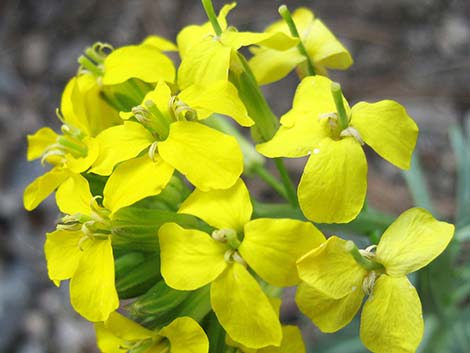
296 208 454 353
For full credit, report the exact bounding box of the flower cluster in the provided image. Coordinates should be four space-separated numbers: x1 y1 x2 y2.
24 1 454 353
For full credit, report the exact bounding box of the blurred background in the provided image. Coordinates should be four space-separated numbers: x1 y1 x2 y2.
0 0 469 352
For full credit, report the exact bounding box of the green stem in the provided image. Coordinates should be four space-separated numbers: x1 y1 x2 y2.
274 158 298 207
278 5 316 76
331 82 349 130
252 165 287 200
345 241 384 271
202 0 222 36
230 54 279 142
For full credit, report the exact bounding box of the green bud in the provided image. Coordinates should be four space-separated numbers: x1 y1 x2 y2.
131 280 191 316
115 252 161 299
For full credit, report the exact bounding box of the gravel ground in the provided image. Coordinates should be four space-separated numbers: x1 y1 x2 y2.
0 0 469 351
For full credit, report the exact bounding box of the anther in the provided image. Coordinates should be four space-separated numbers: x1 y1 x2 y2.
148 141 158 161
362 271 377 296
340 127 364 145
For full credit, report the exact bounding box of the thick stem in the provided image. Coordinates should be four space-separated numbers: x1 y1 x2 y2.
278 5 316 76
331 82 349 130
274 158 298 208
252 164 287 200
202 0 222 36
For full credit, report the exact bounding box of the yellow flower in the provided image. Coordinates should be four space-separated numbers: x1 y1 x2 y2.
95 312 209 353
158 179 325 348
296 208 454 353
23 77 101 211
44 172 141 321
176 3 298 89
249 8 353 85
257 75 419 223
89 80 250 210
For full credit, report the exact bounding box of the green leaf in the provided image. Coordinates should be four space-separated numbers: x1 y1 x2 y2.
449 124 470 228
402 153 434 213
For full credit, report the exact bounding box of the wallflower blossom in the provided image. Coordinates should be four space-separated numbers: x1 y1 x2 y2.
296 208 454 353
176 3 298 89
95 312 208 353
159 179 325 348
89 80 250 210
23 77 100 211
45 172 146 321
257 75 418 223
249 8 353 85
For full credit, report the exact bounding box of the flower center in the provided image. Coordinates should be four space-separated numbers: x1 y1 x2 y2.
41 115 88 167
57 196 111 250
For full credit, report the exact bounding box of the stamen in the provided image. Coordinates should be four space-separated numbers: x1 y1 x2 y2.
148 141 158 161
340 126 364 145
211 228 240 249
169 96 197 121
232 252 247 267
318 112 338 121
362 271 377 296
132 105 151 123
224 249 235 263
40 150 66 166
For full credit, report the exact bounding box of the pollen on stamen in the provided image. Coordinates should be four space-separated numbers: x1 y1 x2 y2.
313 148 320 155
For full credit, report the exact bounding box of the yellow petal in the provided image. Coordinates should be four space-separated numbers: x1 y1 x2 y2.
296 281 363 333
103 155 174 214
70 238 119 322
90 121 154 176
256 110 328 158
178 81 253 127
360 275 423 353
23 168 70 211
221 31 298 51
66 137 100 173
74 74 123 136
143 81 172 118
177 37 232 89
104 312 153 341
280 75 349 128
103 45 175 85
240 218 325 287
56 173 92 215
158 223 228 290
158 121 243 191
176 24 212 60
178 179 252 232
27 127 58 161
44 229 82 285
95 322 127 353
350 100 418 169
376 208 455 277
60 77 92 135
159 317 209 353
298 137 367 223
176 3 236 58
211 263 282 348
297 236 367 299
217 3 237 31
249 47 305 85
304 19 353 70
259 325 306 353
142 35 178 51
